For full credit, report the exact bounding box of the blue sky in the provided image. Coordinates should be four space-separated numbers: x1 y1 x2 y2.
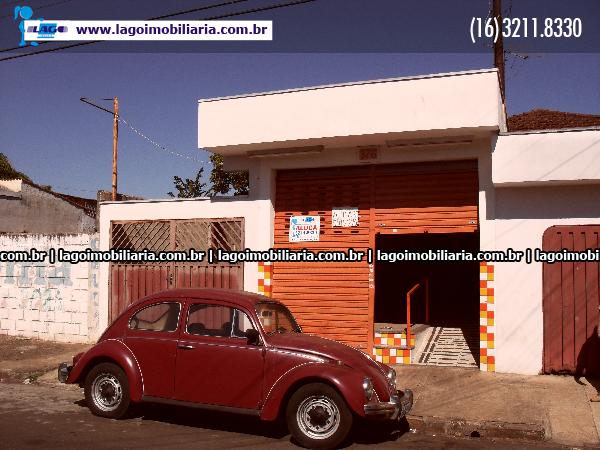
1 1 599 199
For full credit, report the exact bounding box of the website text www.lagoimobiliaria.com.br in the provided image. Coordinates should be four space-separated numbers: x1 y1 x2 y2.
2 247 600 265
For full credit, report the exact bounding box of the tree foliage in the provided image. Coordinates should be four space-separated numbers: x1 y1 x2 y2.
208 153 249 196
167 155 249 198
167 166 208 198
0 153 31 181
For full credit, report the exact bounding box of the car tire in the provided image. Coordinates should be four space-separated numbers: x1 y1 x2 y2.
286 382 353 449
84 362 130 419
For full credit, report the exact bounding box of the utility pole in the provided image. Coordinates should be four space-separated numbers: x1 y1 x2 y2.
80 96 121 199
492 0 506 102
112 97 119 201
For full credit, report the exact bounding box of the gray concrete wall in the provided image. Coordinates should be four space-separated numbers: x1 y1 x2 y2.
0 183 96 234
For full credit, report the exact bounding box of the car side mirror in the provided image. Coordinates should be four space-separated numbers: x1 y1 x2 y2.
245 328 260 346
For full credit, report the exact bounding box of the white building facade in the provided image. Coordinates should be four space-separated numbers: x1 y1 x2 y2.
99 69 600 376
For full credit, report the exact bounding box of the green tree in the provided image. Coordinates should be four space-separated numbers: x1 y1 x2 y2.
208 153 249 196
167 167 208 198
0 153 31 181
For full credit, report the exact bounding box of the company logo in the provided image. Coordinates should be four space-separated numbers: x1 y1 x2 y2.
27 23 68 39
13 4 43 47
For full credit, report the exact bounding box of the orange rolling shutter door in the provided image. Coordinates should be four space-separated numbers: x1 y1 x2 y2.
273 166 371 348
273 160 478 348
374 161 479 233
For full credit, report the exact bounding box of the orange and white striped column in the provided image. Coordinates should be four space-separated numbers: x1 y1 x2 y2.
480 262 495 372
257 261 272 297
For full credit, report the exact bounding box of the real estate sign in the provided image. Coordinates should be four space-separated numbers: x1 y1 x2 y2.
289 216 320 242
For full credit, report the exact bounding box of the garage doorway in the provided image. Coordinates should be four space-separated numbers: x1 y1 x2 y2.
374 232 480 367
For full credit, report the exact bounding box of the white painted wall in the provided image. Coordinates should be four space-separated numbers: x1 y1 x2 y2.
238 133 496 253
98 197 271 332
493 184 600 374
493 129 600 185
242 133 600 375
196 68 599 376
0 233 100 343
199 69 503 153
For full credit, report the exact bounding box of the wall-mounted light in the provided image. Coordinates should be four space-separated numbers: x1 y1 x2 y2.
385 135 474 148
246 145 324 158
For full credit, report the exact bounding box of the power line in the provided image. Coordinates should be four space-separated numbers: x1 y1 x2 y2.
0 0 80 20
146 0 250 21
4 0 45 6
119 116 208 164
1 0 315 60
203 0 313 20
46 183 148 198
80 97 113 114
81 97 207 164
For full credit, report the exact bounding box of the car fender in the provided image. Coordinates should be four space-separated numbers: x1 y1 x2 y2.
261 362 366 421
67 339 144 402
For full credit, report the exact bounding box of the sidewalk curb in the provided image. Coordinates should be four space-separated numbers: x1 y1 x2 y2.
407 414 547 442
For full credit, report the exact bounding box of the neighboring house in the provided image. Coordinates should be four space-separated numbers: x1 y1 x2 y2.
0 180 100 342
0 179 97 234
508 108 600 131
0 180 146 343
96 190 144 203
98 69 600 376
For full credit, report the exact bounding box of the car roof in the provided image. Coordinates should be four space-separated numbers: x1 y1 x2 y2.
136 288 277 311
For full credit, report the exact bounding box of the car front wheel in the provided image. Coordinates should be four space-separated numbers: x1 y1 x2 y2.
84 362 130 419
286 383 353 449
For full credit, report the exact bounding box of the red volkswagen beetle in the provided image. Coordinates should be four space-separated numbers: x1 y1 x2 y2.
58 289 413 449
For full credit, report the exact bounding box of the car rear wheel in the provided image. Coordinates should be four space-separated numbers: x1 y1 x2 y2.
286 383 353 449
84 362 130 419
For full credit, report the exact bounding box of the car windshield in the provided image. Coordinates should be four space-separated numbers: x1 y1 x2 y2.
256 302 301 335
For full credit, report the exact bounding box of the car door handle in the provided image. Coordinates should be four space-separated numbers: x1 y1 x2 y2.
177 344 195 350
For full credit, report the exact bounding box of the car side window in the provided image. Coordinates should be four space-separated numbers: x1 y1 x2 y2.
129 302 181 332
232 309 256 338
187 304 255 338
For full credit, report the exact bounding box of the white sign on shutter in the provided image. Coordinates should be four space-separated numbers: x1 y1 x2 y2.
289 216 320 242
332 207 359 227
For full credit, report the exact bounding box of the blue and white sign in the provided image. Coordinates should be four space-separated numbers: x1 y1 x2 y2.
289 216 320 242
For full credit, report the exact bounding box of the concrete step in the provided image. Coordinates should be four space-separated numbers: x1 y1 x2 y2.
374 332 415 348
372 346 411 365
373 344 414 350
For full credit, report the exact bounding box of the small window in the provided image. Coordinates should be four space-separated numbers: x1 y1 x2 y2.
256 302 301 335
187 304 255 338
231 309 256 338
129 302 180 332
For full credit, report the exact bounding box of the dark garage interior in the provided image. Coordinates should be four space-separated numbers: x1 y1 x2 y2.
374 232 480 327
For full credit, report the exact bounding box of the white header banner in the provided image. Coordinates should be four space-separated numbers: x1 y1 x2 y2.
24 20 273 41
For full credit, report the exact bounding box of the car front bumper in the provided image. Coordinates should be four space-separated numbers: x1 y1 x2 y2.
364 389 413 420
57 362 72 383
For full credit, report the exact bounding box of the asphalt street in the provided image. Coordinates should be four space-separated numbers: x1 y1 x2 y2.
0 383 571 449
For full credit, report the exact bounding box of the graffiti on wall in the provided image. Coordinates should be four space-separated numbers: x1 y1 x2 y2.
1 261 72 312
18 287 63 312
2 261 72 286
0 233 100 341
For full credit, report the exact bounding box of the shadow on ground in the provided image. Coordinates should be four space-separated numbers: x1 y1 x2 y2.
73 398 410 447
351 417 411 446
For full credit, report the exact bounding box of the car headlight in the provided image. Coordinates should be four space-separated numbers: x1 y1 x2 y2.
386 367 397 389
362 377 374 401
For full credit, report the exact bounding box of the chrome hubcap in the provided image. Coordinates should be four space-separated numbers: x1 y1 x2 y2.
297 395 340 440
91 373 122 412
